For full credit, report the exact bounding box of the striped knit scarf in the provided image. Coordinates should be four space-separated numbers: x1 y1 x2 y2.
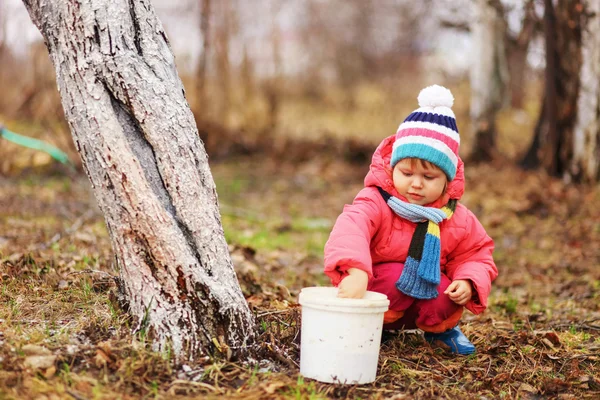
377 187 457 299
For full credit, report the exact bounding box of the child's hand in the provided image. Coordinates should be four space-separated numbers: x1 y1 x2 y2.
444 279 473 305
337 268 368 299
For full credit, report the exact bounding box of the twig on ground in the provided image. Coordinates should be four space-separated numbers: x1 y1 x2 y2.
66 390 88 400
354 387 399 393
485 357 493 377
257 309 294 318
167 380 221 394
269 347 298 369
568 353 600 359
67 268 116 279
551 323 600 331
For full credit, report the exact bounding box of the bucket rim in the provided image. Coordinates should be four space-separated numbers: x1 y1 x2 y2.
299 286 390 309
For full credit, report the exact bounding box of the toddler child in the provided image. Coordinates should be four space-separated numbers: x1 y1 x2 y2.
324 85 497 355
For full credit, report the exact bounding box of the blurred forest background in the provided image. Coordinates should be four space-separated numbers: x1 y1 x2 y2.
1 0 600 399
1 0 548 171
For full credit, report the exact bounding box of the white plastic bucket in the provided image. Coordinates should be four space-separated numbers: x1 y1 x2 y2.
299 286 390 384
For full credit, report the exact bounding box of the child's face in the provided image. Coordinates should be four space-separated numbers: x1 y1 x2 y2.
393 158 447 206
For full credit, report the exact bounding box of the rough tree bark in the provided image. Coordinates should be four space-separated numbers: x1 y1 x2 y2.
520 0 583 177
22 0 256 360
468 0 509 162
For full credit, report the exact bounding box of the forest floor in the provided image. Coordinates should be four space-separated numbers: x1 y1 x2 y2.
0 150 600 399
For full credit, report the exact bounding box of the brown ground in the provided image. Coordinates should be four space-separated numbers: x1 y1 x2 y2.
0 150 599 399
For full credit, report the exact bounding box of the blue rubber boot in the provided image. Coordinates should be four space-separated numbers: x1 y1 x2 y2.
424 326 475 355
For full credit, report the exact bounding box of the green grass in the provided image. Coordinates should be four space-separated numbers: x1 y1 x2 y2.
221 214 329 257
285 376 324 400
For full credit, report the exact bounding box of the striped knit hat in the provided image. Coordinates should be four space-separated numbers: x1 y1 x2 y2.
390 85 460 181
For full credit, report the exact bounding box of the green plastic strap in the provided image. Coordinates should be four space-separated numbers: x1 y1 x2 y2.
0 126 72 165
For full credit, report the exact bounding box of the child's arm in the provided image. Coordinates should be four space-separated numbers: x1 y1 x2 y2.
445 208 497 314
324 187 383 287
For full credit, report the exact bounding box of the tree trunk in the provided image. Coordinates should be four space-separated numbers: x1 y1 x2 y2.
468 0 509 162
21 0 256 361
570 0 600 182
520 91 546 169
520 0 583 177
505 0 537 109
506 45 529 109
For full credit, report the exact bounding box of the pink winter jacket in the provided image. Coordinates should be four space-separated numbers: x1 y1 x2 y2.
324 135 498 315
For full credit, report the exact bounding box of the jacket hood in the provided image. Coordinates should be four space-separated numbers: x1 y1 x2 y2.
364 134 465 207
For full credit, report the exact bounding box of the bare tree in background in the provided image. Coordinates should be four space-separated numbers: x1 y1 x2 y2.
520 0 585 179
0 1 8 102
440 0 540 110
263 1 283 131
240 45 255 104
570 0 600 182
21 0 256 360
13 42 63 121
519 0 600 183
337 0 374 109
468 0 509 162
505 0 539 109
0 3 5 57
296 0 329 100
296 0 431 107
213 0 236 124
196 0 211 111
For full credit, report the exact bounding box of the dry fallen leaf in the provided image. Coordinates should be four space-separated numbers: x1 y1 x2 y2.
518 382 538 393
21 344 52 356
24 355 56 370
94 349 112 368
261 381 286 395
43 365 56 378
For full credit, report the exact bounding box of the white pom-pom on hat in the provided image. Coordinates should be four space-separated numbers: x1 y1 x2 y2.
417 84 454 109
